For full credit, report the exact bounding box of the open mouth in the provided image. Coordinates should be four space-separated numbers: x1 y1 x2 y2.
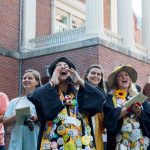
122 80 128 84
60 71 67 75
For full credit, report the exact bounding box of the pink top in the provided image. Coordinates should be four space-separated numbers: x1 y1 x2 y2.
0 92 9 145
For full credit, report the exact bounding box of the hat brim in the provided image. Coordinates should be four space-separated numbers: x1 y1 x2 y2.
48 57 76 77
108 66 137 89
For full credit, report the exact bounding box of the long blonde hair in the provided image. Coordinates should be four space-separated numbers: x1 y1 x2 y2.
128 82 139 96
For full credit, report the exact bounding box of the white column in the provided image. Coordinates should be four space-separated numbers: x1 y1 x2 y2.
110 0 117 33
117 0 134 48
23 0 36 47
51 0 56 33
69 13 72 29
142 0 150 56
86 0 104 37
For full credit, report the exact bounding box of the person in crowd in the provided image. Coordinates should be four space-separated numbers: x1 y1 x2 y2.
83 64 107 150
143 83 150 102
0 92 9 150
28 57 106 150
143 83 150 150
3 69 41 150
103 64 150 150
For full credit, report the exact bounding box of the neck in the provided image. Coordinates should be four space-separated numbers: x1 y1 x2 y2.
59 82 69 93
118 88 128 93
25 88 35 95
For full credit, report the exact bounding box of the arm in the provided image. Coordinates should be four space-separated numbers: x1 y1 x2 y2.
137 101 150 136
28 83 64 121
3 115 16 127
0 92 9 123
77 82 106 116
118 107 128 119
3 98 18 127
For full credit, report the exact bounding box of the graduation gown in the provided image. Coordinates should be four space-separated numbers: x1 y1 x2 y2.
28 82 106 150
103 94 150 150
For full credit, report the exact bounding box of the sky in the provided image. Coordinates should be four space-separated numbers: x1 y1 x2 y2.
132 0 142 17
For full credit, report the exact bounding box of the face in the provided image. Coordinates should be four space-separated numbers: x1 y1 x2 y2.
86 67 102 86
55 62 70 81
22 72 39 92
116 71 131 90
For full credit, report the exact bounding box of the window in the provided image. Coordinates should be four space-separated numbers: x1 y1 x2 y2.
72 16 84 28
56 9 69 32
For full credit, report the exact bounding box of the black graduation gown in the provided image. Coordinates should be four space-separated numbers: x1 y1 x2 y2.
28 82 106 150
103 94 150 150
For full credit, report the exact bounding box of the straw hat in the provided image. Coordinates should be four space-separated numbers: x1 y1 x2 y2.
107 64 137 89
48 57 76 77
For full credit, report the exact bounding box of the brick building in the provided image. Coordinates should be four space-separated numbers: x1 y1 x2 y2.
0 0 150 101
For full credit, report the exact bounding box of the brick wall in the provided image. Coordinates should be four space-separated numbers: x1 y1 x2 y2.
0 56 19 99
0 0 19 51
36 0 51 36
98 46 150 88
22 45 150 91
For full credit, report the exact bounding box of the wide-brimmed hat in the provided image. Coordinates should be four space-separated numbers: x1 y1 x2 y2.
48 57 76 77
107 64 137 89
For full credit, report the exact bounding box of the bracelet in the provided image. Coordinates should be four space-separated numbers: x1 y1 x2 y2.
50 79 55 87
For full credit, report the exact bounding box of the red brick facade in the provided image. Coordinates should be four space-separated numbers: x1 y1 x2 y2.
0 0 149 99
22 46 150 95
36 0 51 36
1 1 150 149
0 0 20 51
0 56 19 99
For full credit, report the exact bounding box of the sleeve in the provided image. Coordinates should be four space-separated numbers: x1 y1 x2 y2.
0 93 9 115
103 94 122 134
77 82 106 116
4 98 18 118
28 83 64 121
138 101 150 137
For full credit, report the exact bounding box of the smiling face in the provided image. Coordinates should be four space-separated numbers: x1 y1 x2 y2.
86 67 102 86
55 61 70 81
116 71 131 90
22 72 39 93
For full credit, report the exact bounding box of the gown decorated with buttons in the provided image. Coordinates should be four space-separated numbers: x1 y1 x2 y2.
103 90 150 150
28 82 105 150
40 89 96 150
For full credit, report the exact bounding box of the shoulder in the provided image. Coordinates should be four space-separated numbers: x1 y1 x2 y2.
0 92 9 102
34 82 51 93
9 97 21 105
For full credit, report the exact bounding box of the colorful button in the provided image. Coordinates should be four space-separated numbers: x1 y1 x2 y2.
81 136 90 146
57 125 66 136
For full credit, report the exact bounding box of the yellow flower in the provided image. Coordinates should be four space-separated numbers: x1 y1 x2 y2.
114 90 127 100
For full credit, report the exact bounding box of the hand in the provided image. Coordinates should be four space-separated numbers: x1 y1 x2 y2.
31 116 38 122
50 66 62 86
131 103 142 117
68 68 84 87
